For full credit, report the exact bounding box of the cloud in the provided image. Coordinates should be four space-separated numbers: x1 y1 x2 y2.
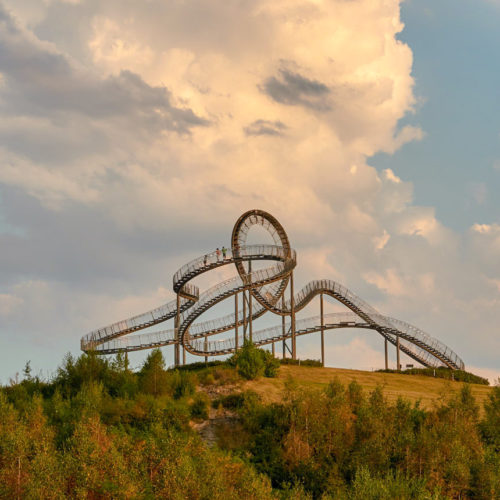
0 0 497 381
0 293 23 316
260 68 331 111
471 222 500 234
0 5 208 140
244 119 287 136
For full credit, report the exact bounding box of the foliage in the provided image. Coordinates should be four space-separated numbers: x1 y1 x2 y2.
280 358 323 367
263 350 281 377
1 352 499 499
230 339 280 380
174 360 226 371
377 367 490 385
191 392 210 420
217 378 500 499
480 384 500 451
0 352 275 499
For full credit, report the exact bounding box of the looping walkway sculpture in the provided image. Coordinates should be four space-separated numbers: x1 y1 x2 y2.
81 210 465 371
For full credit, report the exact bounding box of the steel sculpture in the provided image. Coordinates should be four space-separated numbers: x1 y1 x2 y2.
81 210 465 371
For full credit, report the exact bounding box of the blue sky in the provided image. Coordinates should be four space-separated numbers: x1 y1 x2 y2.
372 0 500 231
0 0 498 383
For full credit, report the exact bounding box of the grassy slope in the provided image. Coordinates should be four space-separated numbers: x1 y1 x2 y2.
243 365 494 412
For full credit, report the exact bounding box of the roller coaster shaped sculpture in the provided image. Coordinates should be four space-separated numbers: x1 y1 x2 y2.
81 210 465 371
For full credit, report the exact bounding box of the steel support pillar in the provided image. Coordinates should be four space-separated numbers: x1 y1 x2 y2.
320 292 325 367
204 334 208 364
282 295 286 359
290 272 296 360
396 336 401 371
243 289 247 341
384 338 388 370
175 294 180 367
235 292 239 351
248 260 253 342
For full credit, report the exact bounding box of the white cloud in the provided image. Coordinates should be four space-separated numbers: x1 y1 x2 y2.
384 168 402 184
0 293 23 316
363 268 408 296
0 0 497 380
471 222 500 234
373 229 391 250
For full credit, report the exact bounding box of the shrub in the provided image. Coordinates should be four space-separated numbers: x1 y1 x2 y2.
190 393 209 420
169 370 197 399
230 340 281 380
279 358 322 367
376 367 489 385
239 348 264 380
199 372 216 386
263 350 280 378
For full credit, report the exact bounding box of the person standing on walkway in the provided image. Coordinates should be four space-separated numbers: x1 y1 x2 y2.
203 254 208 266
222 246 227 260
216 248 221 262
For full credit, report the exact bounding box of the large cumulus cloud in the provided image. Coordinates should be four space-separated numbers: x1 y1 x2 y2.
0 0 498 381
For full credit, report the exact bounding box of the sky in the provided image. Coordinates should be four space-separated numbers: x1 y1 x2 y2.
0 0 499 384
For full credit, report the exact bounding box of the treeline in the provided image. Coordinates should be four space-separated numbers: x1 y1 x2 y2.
0 350 275 499
377 367 490 385
0 348 499 499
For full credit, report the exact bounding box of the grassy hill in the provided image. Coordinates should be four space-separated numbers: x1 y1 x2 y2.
244 364 494 412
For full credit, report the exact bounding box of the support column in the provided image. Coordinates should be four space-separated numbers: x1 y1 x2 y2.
182 345 186 365
204 334 208 365
248 260 253 342
272 341 275 357
320 292 325 367
235 292 239 351
290 272 296 360
175 294 180 367
384 338 388 370
396 336 401 371
243 289 247 341
282 295 286 359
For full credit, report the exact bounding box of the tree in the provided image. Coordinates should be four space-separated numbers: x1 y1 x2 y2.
481 384 500 451
230 340 280 380
22 361 32 381
139 349 169 396
232 340 265 380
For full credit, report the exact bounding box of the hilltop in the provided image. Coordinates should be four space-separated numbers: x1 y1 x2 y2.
243 364 494 412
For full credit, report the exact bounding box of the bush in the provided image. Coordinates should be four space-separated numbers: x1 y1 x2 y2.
190 393 209 420
376 367 489 385
199 372 216 386
173 360 225 372
230 340 280 380
263 351 280 377
238 343 264 380
280 358 322 367
170 370 197 399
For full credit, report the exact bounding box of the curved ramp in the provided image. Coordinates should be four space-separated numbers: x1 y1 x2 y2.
81 210 464 371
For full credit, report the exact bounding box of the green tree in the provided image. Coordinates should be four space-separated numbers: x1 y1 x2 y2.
263 349 280 377
139 349 169 396
230 340 281 380
481 384 500 451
